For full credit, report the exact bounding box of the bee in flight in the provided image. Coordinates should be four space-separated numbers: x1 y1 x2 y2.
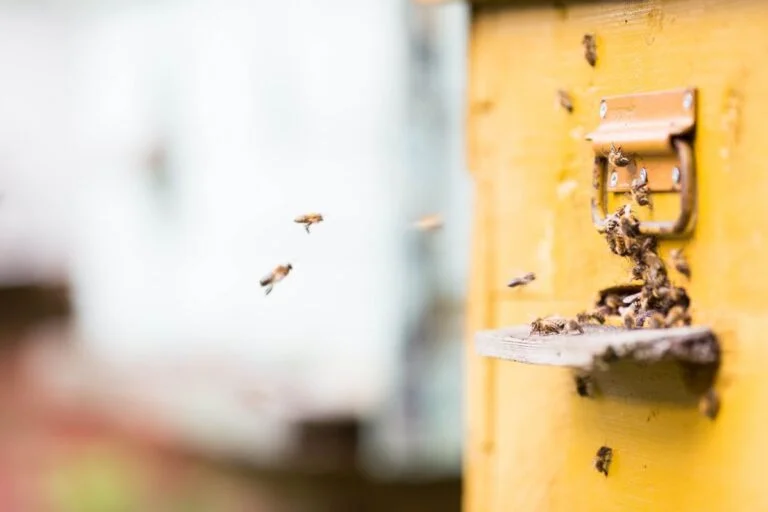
260 263 293 296
294 213 324 234
413 214 444 232
582 33 597 67
507 271 535 288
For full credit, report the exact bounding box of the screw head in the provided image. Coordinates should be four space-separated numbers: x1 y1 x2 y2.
639 168 648 184
672 166 681 184
683 91 694 110
609 171 618 187
599 100 608 118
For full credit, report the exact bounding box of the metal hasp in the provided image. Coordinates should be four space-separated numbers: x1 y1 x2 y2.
587 88 697 236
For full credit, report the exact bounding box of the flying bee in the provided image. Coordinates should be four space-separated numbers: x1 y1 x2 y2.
530 316 566 336
507 272 536 288
564 318 584 334
699 388 720 420
582 33 597 67
668 248 691 278
294 213 324 233
260 263 293 296
413 213 444 232
607 143 632 168
665 305 691 327
593 446 613 477
557 89 574 113
630 177 652 207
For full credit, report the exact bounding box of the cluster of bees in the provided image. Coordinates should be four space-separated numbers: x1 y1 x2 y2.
258 213 323 295
520 195 691 336
517 117 691 335
602 204 692 330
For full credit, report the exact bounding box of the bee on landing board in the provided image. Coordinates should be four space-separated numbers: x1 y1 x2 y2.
260 264 293 296
664 305 691 327
621 307 637 329
602 293 623 315
639 310 666 329
576 310 606 325
564 318 584 334
294 213 324 233
529 316 566 336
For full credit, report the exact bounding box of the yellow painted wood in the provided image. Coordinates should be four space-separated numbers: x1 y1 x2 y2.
464 1 768 510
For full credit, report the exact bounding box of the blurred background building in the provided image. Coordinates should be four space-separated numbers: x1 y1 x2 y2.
0 0 468 509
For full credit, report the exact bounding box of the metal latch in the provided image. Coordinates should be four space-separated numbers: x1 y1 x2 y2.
586 88 697 236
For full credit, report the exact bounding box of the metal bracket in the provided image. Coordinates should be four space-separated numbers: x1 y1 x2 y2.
586 88 697 236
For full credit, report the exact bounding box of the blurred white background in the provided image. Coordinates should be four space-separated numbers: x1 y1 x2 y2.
0 0 469 477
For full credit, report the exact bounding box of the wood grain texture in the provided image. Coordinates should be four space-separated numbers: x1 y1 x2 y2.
475 325 718 369
465 0 768 510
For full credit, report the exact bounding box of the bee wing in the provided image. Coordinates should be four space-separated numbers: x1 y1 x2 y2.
622 292 642 304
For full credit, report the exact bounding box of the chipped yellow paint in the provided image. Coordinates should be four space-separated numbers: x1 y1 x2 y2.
464 1 768 510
